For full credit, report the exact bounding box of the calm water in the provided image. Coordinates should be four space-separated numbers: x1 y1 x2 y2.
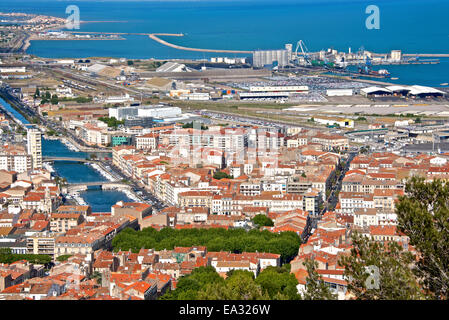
42 138 132 212
2 0 448 87
0 97 30 124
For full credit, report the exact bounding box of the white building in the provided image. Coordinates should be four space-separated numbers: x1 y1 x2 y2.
135 133 159 150
326 89 353 97
0 154 32 173
249 86 308 92
109 106 139 121
179 93 211 101
137 106 182 118
252 49 289 68
27 127 42 169
105 93 134 104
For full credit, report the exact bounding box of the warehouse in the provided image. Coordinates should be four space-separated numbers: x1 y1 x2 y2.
408 85 445 98
239 92 290 100
326 89 353 96
360 86 392 97
249 85 308 92
385 85 411 97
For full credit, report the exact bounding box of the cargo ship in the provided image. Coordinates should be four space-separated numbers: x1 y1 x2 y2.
358 66 391 78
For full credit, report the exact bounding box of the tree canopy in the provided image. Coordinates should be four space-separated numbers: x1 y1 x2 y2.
98 116 125 129
213 171 233 180
161 266 300 300
112 227 301 263
182 122 208 130
252 214 274 227
335 177 449 300
0 248 52 265
338 232 423 300
302 259 336 300
396 177 449 299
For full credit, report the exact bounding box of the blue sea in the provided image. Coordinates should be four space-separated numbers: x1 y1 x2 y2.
2 0 448 86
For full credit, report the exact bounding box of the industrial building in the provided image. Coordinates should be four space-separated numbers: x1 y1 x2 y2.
360 87 393 97
109 106 139 120
249 86 308 92
326 89 353 97
137 106 182 118
179 93 211 101
361 85 445 98
239 92 290 100
252 49 289 68
156 62 189 73
124 117 155 128
109 105 182 121
313 117 354 128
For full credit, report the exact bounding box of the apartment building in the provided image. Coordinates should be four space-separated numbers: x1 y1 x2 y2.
135 133 159 150
27 127 42 169
0 145 32 173
178 191 215 208
27 232 57 258
50 213 84 233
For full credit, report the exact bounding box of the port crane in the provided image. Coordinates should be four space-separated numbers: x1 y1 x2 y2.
358 55 373 74
295 40 311 65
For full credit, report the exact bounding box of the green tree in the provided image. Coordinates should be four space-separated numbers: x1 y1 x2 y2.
213 171 233 180
112 227 301 263
255 266 301 300
182 122 208 130
90 271 103 285
161 266 224 300
302 259 336 300
56 255 72 262
98 116 125 129
33 87 40 99
338 232 424 300
198 272 269 300
252 214 274 227
396 177 449 299
51 94 59 105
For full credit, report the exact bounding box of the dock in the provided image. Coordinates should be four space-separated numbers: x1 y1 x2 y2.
65 31 253 54
148 33 252 54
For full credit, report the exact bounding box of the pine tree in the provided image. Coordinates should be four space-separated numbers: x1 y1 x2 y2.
396 177 449 299
302 259 336 300
338 232 424 300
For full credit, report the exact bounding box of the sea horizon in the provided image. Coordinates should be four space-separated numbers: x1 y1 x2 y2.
2 0 448 86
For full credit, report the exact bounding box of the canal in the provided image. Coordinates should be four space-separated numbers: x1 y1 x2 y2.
43 139 134 212
0 96 133 212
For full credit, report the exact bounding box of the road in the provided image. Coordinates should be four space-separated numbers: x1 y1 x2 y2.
34 65 154 99
325 149 358 212
1 85 167 211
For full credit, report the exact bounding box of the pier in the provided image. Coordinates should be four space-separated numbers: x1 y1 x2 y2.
64 31 252 54
148 33 252 54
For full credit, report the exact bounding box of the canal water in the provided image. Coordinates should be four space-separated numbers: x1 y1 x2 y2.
0 96 133 212
42 139 134 212
0 97 30 124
